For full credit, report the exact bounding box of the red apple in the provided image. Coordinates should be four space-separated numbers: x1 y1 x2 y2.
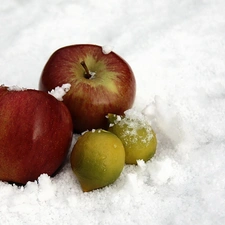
39 44 136 133
0 85 73 184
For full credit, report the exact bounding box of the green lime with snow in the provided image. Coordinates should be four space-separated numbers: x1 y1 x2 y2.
70 129 125 192
108 111 157 164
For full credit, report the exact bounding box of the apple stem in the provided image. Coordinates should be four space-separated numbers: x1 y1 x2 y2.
80 61 92 79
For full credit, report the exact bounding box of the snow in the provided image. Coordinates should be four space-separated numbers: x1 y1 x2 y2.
7 85 27 91
111 109 155 144
102 45 113 54
89 71 96 79
48 83 71 101
1 0 225 224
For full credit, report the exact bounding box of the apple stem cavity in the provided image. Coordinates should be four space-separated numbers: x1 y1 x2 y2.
80 61 95 79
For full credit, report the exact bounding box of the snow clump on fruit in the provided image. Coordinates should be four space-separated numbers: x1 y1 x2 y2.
112 109 154 144
102 45 113 54
7 85 27 91
48 83 71 101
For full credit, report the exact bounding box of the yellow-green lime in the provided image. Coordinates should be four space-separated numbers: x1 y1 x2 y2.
108 113 157 164
70 129 125 192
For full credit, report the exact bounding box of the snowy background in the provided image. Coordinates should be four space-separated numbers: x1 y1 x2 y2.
1 0 225 224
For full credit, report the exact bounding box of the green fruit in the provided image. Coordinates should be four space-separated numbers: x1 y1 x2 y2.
70 129 125 192
108 113 157 164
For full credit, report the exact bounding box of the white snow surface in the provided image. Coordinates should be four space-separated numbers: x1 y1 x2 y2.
1 1 225 224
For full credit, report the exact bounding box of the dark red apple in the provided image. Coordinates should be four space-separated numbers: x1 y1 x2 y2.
0 85 73 184
39 44 136 133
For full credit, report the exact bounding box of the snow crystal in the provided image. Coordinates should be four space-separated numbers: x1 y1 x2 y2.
116 115 122 121
102 45 113 54
81 130 89 135
89 71 96 79
48 83 71 101
7 85 27 91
